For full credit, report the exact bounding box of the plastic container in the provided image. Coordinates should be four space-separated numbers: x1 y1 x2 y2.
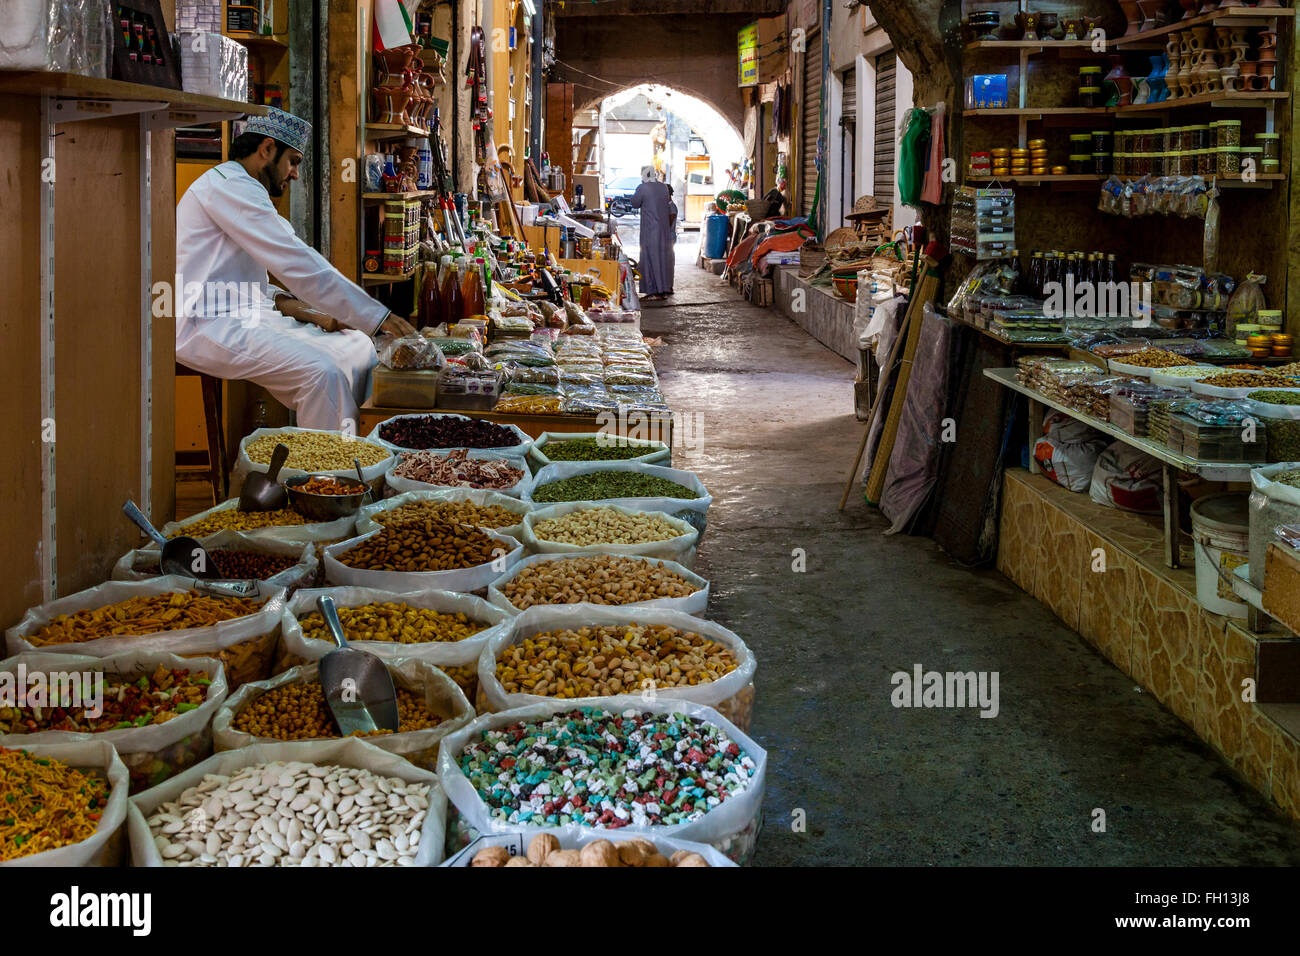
703 213 730 260
372 367 440 409
1190 492 1250 619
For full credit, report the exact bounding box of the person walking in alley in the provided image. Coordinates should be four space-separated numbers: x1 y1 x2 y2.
627 165 675 300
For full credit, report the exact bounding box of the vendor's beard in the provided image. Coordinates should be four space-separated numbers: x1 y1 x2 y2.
262 165 287 198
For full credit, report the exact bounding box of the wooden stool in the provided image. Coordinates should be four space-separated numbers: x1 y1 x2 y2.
175 362 228 505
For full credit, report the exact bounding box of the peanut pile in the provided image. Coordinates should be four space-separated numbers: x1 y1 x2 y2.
373 499 521 530
495 624 737 698
471 835 710 867
28 591 265 646
231 681 441 740
245 432 391 472
338 519 501 572
500 556 699 609
298 603 486 645
531 507 687 546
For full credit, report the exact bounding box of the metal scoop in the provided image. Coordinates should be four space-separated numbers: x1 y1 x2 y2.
354 458 373 506
316 595 400 735
122 500 219 579
238 442 290 512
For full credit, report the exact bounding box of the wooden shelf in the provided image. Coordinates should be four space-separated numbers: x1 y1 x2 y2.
965 39 1097 51
966 92 1288 121
1217 173 1287 188
227 32 290 50
362 271 416 285
366 123 432 140
964 107 1113 117
0 71 266 115
1116 91 1288 114
966 174 1106 184
1112 6 1295 49
363 190 440 201
986 368 1262 482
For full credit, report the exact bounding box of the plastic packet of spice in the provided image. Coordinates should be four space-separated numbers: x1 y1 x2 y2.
380 335 446 371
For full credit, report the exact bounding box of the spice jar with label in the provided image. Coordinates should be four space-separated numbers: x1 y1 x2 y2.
1216 119 1241 148
1217 146 1241 177
1238 146 1263 176
1256 132 1280 161
1092 151 1112 175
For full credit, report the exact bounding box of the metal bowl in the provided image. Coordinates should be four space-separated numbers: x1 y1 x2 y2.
284 474 369 521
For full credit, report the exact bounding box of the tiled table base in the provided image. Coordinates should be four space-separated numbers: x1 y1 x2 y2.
998 468 1300 821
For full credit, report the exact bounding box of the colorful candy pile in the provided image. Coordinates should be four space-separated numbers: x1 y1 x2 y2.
458 707 756 829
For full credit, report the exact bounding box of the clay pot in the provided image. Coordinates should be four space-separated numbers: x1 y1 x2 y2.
1062 17 1082 40
1179 0 1198 18
1165 49 1185 97
1136 0 1169 31
1017 10 1039 41
1216 0 1246 8
1239 59 1258 76
374 44 418 77
1187 25 1212 52
1118 0 1142 37
371 86 412 125
1038 12 1060 39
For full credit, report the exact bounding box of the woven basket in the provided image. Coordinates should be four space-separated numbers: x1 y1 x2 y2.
799 242 827 278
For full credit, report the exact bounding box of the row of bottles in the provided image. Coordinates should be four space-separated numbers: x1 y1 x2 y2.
417 254 491 329
1008 250 1123 299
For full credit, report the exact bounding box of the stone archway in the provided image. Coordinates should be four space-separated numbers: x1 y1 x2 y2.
553 11 758 137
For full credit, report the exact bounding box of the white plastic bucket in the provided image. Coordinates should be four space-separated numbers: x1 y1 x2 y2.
1190 492 1251 619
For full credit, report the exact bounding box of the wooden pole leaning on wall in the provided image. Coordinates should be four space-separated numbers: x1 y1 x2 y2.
862 243 947 507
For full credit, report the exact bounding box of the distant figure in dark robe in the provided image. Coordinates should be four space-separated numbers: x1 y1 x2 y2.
627 165 675 300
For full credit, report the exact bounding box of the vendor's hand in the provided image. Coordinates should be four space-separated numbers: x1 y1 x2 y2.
378 313 416 338
295 309 343 333
275 295 342 333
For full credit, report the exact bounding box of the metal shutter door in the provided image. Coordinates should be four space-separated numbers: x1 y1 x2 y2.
873 51 896 205
840 65 856 215
800 34 822 217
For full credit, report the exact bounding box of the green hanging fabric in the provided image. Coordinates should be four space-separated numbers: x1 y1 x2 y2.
897 107 931 208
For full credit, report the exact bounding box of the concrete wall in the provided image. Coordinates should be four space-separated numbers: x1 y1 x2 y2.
556 13 755 135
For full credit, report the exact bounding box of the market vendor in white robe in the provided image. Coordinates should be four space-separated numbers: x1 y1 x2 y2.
175 107 414 430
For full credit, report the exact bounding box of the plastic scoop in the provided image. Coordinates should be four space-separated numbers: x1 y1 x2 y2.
122 500 219 579
316 595 400 736
238 442 290 512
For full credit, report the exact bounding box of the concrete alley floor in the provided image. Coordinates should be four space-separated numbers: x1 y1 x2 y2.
637 234 1300 866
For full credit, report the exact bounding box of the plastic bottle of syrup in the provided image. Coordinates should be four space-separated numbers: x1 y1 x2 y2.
443 257 465 325
461 258 486 318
